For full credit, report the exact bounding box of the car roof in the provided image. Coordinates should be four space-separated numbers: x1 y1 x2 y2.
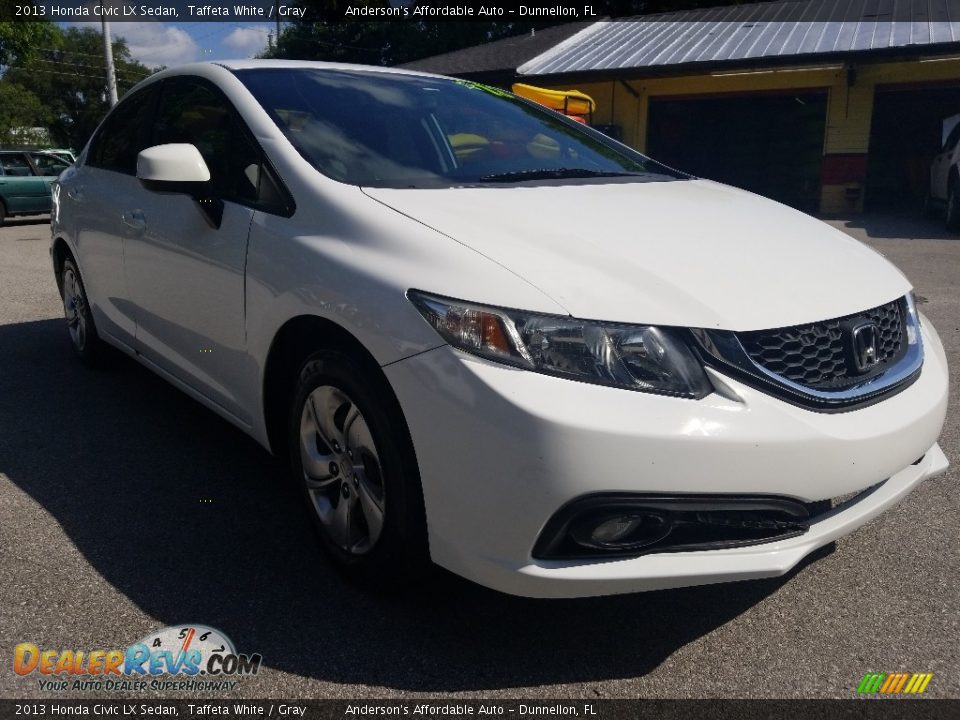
161 59 445 80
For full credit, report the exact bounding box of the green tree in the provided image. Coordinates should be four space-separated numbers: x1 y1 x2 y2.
4 27 153 149
0 81 52 146
0 14 60 66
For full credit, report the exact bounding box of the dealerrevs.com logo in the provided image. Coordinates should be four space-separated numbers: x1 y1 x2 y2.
14 625 262 693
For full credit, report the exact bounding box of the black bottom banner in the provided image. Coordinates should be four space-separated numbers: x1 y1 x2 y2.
2 700 960 720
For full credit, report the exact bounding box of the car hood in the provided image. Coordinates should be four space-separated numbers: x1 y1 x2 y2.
362 179 911 331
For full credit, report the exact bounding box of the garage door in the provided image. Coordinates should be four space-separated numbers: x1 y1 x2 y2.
866 84 960 209
646 91 828 212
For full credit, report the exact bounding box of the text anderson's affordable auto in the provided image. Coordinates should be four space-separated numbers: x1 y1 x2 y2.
12 625 261 693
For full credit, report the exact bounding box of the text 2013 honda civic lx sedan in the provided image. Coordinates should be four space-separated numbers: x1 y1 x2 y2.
51 61 949 598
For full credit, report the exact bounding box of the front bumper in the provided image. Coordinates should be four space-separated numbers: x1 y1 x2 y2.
384 319 949 598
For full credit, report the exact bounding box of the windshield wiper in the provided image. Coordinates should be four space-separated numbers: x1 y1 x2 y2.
478 168 642 182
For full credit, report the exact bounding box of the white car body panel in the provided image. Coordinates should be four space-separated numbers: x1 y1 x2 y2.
363 181 911 330
68 170 141 348
123 192 255 423
384 317 948 597
930 117 960 202
50 60 950 598
510 444 948 598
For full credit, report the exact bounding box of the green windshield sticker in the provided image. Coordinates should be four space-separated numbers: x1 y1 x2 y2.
453 79 515 100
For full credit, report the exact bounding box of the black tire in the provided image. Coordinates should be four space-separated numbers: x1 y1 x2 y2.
947 184 960 233
0 200 6 227
288 349 429 588
60 257 106 366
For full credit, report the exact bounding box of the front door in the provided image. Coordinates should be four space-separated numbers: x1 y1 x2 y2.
123 77 263 424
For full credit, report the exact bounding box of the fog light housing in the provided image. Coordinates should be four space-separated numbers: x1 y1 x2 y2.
570 512 671 550
533 494 817 560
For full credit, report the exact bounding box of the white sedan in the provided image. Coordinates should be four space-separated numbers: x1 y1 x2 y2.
51 61 949 598
930 119 960 230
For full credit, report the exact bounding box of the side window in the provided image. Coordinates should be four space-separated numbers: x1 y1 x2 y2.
89 84 159 175
30 153 70 176
152 78 262 204
1 153 34 177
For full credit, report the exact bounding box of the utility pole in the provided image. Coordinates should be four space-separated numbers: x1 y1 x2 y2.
275 0 281 47
101 19 119 108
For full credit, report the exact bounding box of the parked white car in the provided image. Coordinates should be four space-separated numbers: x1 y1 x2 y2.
929 120 960 230
51 61 948 598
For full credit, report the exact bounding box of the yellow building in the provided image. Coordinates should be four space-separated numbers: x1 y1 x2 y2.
514 0 960 214
365 2 946 214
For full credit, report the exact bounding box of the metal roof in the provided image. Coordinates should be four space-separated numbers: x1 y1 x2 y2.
399 23 591 77
518 0 960 76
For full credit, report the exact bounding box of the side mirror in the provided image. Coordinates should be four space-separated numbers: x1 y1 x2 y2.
137 144 223 228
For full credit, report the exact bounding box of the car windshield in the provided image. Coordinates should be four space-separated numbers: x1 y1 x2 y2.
234 68 685 189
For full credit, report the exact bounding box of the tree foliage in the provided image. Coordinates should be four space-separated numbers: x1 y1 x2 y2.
0 81 52 146
0 15 60 66
3 27 153 149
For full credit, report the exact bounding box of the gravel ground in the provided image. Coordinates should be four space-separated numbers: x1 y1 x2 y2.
0 211 956 700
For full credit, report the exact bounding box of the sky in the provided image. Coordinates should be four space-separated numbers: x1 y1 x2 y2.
62 22 278 68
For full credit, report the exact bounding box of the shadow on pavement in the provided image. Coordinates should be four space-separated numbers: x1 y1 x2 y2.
0 318 811 691
830 208 957 241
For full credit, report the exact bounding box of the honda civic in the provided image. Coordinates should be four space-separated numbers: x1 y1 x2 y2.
50 61 949 597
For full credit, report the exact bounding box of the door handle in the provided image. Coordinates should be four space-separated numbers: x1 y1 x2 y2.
122 210 146 233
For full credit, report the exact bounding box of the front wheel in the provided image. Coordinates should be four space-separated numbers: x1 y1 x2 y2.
288 350 429 587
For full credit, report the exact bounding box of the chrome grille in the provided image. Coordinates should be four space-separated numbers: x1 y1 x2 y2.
737 299 906 389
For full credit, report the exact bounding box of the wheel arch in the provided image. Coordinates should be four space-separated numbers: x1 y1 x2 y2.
51 236 75 296
260 314 413 460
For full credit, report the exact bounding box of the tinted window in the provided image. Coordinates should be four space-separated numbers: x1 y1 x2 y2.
152 78 262 204
1 153 34 177
89 84 159 174
235 69 683 189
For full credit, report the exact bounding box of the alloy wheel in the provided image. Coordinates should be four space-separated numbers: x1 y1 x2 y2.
299 385 386 555
62 266 88 352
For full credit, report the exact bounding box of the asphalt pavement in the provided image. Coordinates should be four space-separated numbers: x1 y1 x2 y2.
0 211 957 700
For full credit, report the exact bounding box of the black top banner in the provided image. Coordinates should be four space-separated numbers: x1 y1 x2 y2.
2 0 644 23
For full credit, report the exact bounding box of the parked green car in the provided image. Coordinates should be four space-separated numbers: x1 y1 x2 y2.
0 151 71 225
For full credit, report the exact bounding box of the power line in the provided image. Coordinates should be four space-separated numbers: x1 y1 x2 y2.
37 48 156 73
12 66 143 83
35 46 126 61
28 57 152 78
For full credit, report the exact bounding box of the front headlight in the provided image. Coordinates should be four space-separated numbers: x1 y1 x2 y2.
408 290 711 399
